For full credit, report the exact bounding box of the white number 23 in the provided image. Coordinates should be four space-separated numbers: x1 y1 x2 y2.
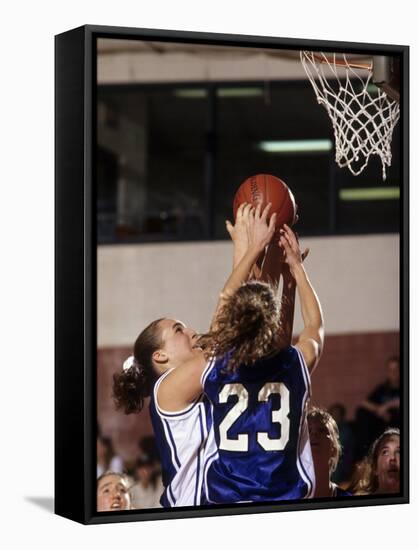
218 382 290 452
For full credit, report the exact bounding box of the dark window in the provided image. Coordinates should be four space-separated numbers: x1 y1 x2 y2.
335 124 401 234
96 81 400 244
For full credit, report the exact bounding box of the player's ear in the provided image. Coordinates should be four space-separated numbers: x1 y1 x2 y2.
152 349 169 365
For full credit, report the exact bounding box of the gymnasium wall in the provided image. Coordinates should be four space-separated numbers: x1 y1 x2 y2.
98 233 399 346
97 43 307 84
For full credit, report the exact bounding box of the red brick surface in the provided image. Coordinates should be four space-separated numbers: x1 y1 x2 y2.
309 332 400 418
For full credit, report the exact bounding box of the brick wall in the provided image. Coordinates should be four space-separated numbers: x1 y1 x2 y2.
309 331 400 417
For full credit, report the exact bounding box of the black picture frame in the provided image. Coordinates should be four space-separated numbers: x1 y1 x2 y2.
55 24 409 525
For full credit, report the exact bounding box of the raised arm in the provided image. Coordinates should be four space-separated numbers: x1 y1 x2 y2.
259 238 308 346
279 224 324 373
279 267 297 347
210 202 276 331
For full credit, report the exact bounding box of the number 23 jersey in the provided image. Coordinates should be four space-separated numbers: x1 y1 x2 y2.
201 345 315 503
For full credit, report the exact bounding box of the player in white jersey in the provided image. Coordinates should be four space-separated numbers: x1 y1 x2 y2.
113 316 214 507
149 366 214 506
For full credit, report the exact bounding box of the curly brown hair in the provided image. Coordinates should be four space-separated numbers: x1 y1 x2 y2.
112 318 164 414
199 281 286 372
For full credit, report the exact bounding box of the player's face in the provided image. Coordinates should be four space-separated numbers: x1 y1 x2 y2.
308 417 334 467
158 319 200 367
97 474 131 512
375 435 400 494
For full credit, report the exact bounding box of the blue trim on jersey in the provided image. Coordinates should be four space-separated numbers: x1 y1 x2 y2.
202 449 218 504
295 346 310 397
156 394 203 418
163 419 181 469
295 347 313 497
200 402 217 504
153 367 204 418
168 483 176 506
297 420 312 498
150 399 177 482
200 356 216 387
160 492 170 507
193 407 205 505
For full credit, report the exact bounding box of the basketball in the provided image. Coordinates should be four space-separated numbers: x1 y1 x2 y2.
233 174 297 237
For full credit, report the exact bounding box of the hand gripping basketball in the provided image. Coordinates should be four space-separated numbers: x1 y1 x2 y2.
279 224 309 276
233 174 297 242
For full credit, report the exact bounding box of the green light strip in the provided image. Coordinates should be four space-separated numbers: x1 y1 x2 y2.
339 187 400 201
217 88 263 97
174 89 207 98
259 139 333 153
174 87 263 99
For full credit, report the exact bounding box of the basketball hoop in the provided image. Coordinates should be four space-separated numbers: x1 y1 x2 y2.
300 51 400 180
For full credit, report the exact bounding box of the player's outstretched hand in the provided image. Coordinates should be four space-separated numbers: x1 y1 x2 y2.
279 224 309 278
247 202 277 253
226 202 252 247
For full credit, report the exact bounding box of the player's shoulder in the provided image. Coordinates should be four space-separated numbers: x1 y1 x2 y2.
283 344 299 357
276 344 303 365
209 350 233 373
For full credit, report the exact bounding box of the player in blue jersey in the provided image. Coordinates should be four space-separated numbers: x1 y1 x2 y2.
198 219 324 503
112 202 276 507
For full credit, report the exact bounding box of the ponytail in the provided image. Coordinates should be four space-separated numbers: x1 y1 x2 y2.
112 318 164 414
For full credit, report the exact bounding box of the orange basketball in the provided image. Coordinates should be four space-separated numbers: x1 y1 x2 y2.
233 174 297 238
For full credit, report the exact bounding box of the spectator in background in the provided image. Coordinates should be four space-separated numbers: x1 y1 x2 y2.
97 435 124 478
328 403 354 483
350 428 400 495
308 407 351 497
361 356 400 425
354 356 400 460
130 456 163 509
97 472 131 512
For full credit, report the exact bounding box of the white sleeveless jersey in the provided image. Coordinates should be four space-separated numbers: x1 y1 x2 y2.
149 368 216 507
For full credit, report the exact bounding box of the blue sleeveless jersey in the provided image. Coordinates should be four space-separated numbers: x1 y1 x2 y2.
149 368 214 507
201 346 315 503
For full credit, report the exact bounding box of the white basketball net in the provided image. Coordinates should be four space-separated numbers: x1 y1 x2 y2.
300 51 400 180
